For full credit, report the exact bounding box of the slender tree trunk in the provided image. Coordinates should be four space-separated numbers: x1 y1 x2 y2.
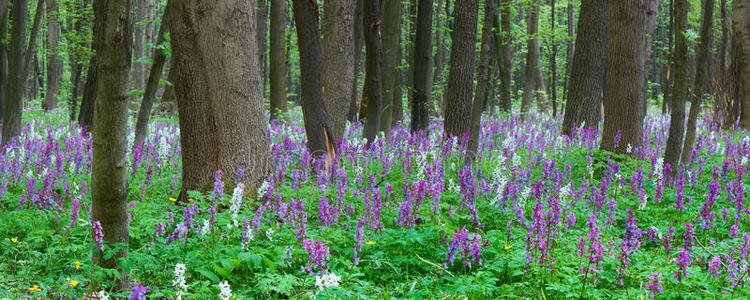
465 0 494 166
256 0 268 98
292 0 339 155
90 0 132 289
2 0 28 145
681 0 714 163
736 0 750 129
43 0 60 111
169 0 273 198
550 0 557 117
664 0 690 174
717 0 728 123
392 39 404 126
444 0 478 138
348 0 364 122
133 0 145 92
521 3 546 116
662 0 674 114
269 0 287 120
323 0 355 142
78 55 98 130
498 0 512 112
432 0 445 105
380 0 400 136
411 0 433 133
362 0 382 143
642 0 658 116
562 0 574 106
600 0 646 155
562 0 608 135
133 11 168 149
0 0 8 123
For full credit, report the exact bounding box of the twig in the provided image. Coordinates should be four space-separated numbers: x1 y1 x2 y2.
696 238 730 270
416 254 455 277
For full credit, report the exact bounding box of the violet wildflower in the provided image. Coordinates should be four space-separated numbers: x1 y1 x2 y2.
212 170 224 200
242 216 253 249
92 220 104 251
673 178 685 212
708 256 722 278
69 197 81 229
301 238 330 275
699 180 720 230
128 282 150 300
353 218 365 265
445 227 487 268
317 197 339 227
682 222 695 250
674 248 692 281
578 214 604 284
646 272 663 297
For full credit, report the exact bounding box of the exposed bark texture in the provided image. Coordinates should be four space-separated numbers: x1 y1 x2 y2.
498 0 512 112
662 0 674 114
90 0 132 288
0 0 8 123
664 0 689 174
444 0 478 138
133 12 168 149
168 0 273 199
133 0 145 91
292 0 338 155
269 0 286 119
323 0 355 142
736 0 750 129
642 0 658 116
432 0 445 104
348 0 364 121
2 0 28 145
562 1 574 105
43 0 60 111
465 0 494 167
561 0 608 135
681 0 714 164
78 56 97 130
411 0 433 133
380 0 400 136
520 2 547 116
600 0 646 155
256 0 268 97
362 0 382 143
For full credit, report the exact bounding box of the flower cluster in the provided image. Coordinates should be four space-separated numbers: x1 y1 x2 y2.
444 227 488 268
302 238 330 275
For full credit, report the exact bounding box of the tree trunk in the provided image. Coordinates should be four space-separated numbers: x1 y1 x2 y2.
465 0 494 167
682 0 714 163
269 0 286 120
662 0 674 114
348 0 364 122
562 0 574 106
90 0 132 289
550 0 557 117
168 0 273 198
736 0 750 129
664 0 690 174
379 0 399 136
292 0 339 156
600 0 646 155
362 0 382 143
521 3 547 116
256 0 268 98
411 0 433 133
561 0 607 135
43 0 60 111
323 0 355 142
78 56 97 130
444 0 478 138
0 0 8 124
2 0 28 145
498 0 512 113
642 0 658 116
432 0 445 105
133 0 145 92
133 11 168 149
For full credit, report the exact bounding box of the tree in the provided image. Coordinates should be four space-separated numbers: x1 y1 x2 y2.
444 0 478 138
664 0 689 175
362 0 382 143
736 0 750 129
0 0 9 123
256 0 268 97
520 2 547 116
90 0 132 288
681 0 714 164
78 56 97 130
380 0 400 136
497 0 512 112
269 0 286 119
133 11 168 149
2 0 29 145
411 0 433 134
600 0 646 155
348 0 364 122
561 0 608 135
292 0 338 156
465 0 494 167
43 0 60 111
133 0 146 91
323 0 355 141
642 0 658 116
168 0 273 199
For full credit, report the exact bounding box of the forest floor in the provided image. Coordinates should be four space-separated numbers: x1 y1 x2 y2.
0 106 749 299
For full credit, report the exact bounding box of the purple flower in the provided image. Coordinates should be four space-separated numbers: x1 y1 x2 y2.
92 220 104 251
673 178 685 212
674 248 692 281
212 170 224 200
301 238 330 275
445 227 487 268
683 223 695 250
353 218 365 265
69 197 81 229
708 256 722 278
317 197 339 227
128 282 150 300
647 272 663 297
699 180 720 230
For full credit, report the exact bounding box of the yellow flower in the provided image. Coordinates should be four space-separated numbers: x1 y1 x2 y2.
28 285 41 292
188 198 195 202
11 238 18 243
69 280 79 287
504 245 513 250
168 197 177 202
365 241 375 245
74 261 81 270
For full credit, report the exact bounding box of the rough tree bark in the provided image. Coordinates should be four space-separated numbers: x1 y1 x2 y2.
256 0 268 98
411 0 433 134
600 0 646 156
736 0 750 129
348 0 364 122
0 0 8 123
562 0 574 105
380 0 400 136
292 0 338 156
465 0 494 167
78 56 97 130
90 0 132 289
444 0 478 138
323 0 355 142
2 0 28 145
642 0 658 117
498 0 512 112
681 0 714 164
133 11 168 149
43 0 60 111
269 0 286 119
520 2 547 116
362 0 382 143
133 0 145 92
168 0 273 198
664 0 689 174
550 0 557 116
561 0 608 135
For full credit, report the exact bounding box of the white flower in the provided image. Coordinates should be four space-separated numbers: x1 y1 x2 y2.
315 273 342 291
200 219 210 236
173 263 188 300
257 180 270 200
265 228 275 241
654 157 664 183
626 144 632 154
229 183 245 228
218 281 232 300
560 183 572 206
97 290 110 300
447 178 460 194
638 194 649 210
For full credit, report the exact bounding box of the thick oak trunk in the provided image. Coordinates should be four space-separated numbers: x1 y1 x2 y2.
2 0 28 145
323 0 355 141
411 0 433 133
444 0 478 138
